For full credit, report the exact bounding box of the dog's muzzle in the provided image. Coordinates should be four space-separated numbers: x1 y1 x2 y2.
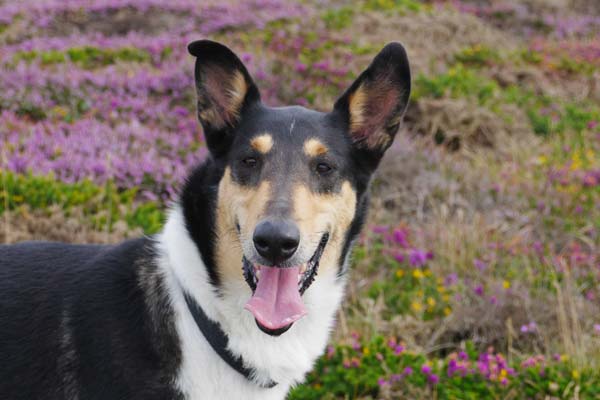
243 233 329 335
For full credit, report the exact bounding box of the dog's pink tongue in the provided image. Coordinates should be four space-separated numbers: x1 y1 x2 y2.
244 265 307 330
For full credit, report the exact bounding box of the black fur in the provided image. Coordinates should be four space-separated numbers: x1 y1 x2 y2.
185 40 410 278
0 240 183 400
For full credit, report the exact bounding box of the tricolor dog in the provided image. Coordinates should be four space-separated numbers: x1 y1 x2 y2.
0 40 410 399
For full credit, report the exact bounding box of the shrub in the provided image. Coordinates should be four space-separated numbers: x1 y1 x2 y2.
290 336 600 399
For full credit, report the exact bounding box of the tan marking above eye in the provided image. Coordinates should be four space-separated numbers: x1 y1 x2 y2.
250 134 274 154
303 138 329 157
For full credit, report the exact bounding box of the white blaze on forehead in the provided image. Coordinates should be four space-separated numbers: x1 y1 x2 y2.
250 133 274 154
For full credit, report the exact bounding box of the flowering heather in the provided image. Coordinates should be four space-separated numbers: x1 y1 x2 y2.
1 111 204 199
2 0 600 398
0 0 306 31
2 32 183 62
446 0 600 38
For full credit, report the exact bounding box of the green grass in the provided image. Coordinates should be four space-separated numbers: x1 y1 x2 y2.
413 62 600 137
0 171 164 234
12 46 158 68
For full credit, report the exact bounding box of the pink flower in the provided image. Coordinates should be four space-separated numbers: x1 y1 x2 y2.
409 249 433 267
294 62 307 73
474 258 487 271
474 285 484 296
392 228 409 247
372 225 388 234
393 252 405 263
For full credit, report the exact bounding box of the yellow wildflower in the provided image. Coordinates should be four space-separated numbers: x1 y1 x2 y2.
503 280 511 289
585 149 595 162
412 269 424 279
395 269 404 278
570 153 582 171
51 106 68 118
411 301 423 312
536 155 548 165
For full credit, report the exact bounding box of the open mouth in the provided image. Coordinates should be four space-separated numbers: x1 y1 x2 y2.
243 233 329 335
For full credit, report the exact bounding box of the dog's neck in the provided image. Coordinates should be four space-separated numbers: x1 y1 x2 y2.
181 290 277 388
156 206 347 392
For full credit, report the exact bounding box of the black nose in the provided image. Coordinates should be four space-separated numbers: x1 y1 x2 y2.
253 219 300 265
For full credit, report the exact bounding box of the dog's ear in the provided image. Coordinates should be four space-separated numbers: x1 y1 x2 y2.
333 42 410 168
188 40 260 156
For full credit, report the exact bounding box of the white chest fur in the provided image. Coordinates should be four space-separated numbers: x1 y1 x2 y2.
156 207 346 400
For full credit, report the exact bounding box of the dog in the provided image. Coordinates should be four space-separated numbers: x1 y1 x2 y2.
0 40 410 400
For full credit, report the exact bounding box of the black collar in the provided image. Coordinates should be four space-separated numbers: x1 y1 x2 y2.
183 292 278 389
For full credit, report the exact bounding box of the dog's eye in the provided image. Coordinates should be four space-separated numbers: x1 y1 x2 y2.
316 162 333 175
242 157 258 168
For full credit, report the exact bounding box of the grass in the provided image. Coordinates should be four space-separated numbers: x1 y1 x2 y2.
1 0 600 397
0 171 164 234
11 46 157 68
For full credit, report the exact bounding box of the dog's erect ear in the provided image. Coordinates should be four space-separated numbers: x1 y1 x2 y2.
188 40 260 156
333 42 410 166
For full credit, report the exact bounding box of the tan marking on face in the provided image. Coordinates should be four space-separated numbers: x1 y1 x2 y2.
215 168 271 283
292 182 357 274
348 84 367 134
303 138 328 157
250 134 274 154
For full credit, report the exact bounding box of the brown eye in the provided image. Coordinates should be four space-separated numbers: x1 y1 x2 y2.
316 162 333 175
242 157 258 167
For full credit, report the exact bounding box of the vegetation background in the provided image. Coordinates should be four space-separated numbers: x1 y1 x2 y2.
1 0 599 398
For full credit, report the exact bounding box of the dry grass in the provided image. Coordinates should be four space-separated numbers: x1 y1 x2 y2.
0 205 140 244
340 127 600 361
346 8 520 77
405 98 533 151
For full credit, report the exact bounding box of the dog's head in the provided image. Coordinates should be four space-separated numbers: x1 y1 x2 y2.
185 40 410 336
